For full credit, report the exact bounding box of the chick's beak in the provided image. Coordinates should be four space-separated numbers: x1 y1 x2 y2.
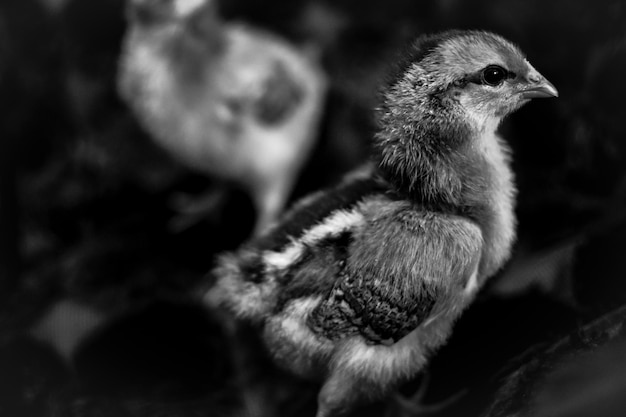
518 71 559 99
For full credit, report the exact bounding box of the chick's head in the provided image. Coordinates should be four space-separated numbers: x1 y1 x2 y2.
385 30 558 131
127 0 216 33
125 0 224 63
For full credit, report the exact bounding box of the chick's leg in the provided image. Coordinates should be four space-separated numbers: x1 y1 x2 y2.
316 370 370 417
251 174 294 237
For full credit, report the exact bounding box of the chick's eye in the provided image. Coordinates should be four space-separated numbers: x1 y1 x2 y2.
481 65 508 86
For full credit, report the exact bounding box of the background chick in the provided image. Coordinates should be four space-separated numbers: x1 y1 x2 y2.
118 0 328 235
206 30 557 417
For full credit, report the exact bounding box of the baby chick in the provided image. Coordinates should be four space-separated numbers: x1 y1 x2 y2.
206 30 558 417
118 0 327 235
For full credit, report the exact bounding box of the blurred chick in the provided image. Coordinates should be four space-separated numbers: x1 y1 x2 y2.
118 0 327 235
206 30 558 417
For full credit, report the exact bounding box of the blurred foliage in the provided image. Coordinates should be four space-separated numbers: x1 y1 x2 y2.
1 0 626 416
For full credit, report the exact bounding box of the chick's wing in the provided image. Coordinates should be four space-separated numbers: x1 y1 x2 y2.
309 204 483 345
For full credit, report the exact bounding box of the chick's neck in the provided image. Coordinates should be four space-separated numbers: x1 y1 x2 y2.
374 80 499 214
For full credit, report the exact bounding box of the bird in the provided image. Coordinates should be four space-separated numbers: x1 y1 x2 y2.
118 0 327 235
205 30 558 417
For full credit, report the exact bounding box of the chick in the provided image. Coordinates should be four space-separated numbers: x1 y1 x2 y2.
118 0 327 235
206 30 558 417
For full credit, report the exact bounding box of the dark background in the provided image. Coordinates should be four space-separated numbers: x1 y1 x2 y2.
1 0 626 416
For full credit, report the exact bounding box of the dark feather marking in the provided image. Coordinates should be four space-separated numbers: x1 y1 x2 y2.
251 176 388 252
275 231 354 312
307 293 362 341
343 274 438 344
237 251 266 283
318 230 352 259
254 61 304 126
309 271 438 345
